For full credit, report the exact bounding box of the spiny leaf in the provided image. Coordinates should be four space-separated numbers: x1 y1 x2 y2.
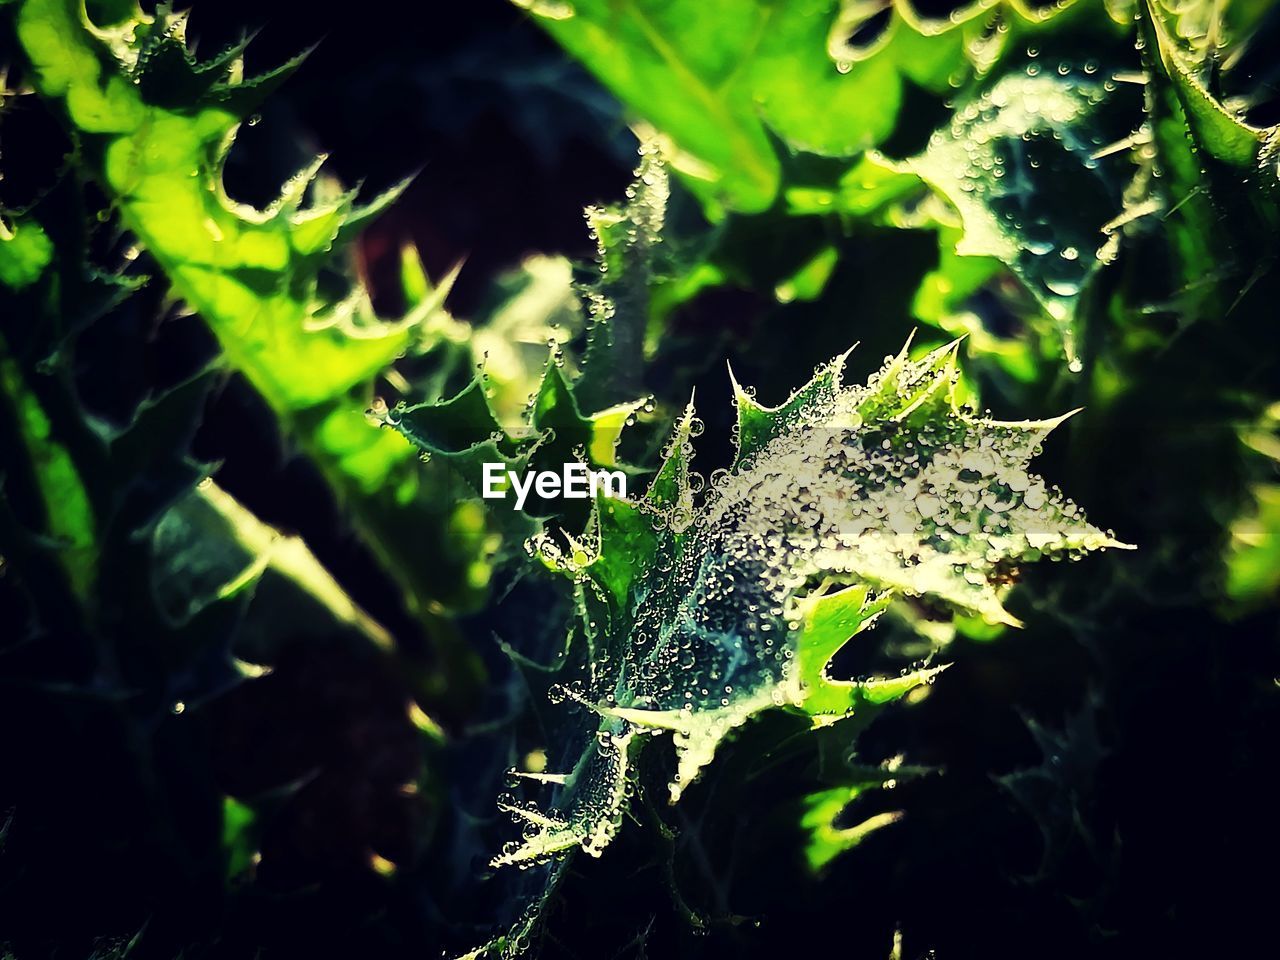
11 0 491 698
0 167 400 720
384 353 645 531
1138 0 1280 266
479 338 1124 909
729 345 852 469
575 140 668 411
1143 0 1276 175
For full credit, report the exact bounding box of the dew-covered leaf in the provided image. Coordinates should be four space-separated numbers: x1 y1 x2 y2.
901 68 1140 364
468 338 1124 953
575 140 668 411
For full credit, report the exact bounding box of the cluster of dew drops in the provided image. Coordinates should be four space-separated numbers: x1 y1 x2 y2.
627 351 1105 712
492 343 1121 866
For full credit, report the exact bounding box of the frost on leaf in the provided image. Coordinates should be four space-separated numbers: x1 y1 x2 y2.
491 338 1125 875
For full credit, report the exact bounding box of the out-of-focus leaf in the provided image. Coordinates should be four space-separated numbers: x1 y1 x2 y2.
1224 403 1280 609
12 0 488 701
799 760 926 872
152 480 392 656
1225 483 1280 604
519 0 1117 216
222 795 259 884
0 333 97 598
997 697 1109 880
0 216 54 290
900 68 1139 365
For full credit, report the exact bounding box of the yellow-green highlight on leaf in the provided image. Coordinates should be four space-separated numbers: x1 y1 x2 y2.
1144 0 1274 172
1225 484 1280 606
0 216 54 290
13 0 408 409
12 0 492 696
791 582 893 720
783 151 921 216
774 243 839 303
152 480 393 650
0 341 97 598
800 783 901 872
1223 404 1280 610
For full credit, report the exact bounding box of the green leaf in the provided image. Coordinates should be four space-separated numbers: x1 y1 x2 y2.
1223 404 1280 610
0 334 97 598
1143 0 1275 172
799 760 927 872
520 0 1120 215
575 141 668 410
482 337 1125 880
11 0 491 702
151 480 393 656
222 795 259 884
0 216 54 290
